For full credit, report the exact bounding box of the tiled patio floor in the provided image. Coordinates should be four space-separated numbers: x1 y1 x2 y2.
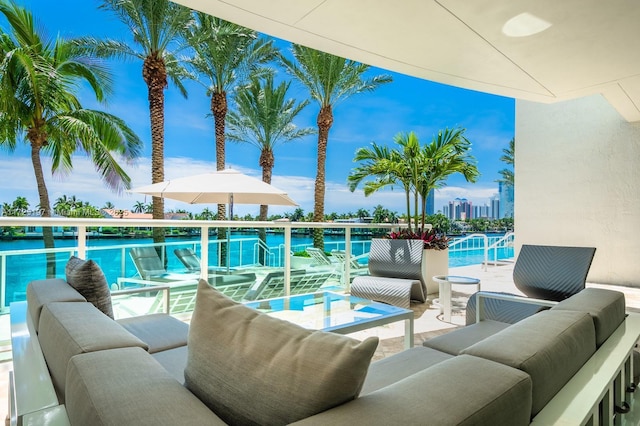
3 261 640 422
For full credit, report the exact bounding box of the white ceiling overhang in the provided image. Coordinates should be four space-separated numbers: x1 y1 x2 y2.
173 0 640 122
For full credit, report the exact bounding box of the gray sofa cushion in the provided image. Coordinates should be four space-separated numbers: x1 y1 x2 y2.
462 309 596 416
118 313 188 353
362 346 452 394
66 256 114 319
291 354 532 426
423 320 511 355
66 347 225 425
26 279 86 332
152 345 188 384
184 279 379 426
551 287 625 347
38 302 148 401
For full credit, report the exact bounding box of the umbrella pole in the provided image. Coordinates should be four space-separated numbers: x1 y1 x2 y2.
227 194 233 273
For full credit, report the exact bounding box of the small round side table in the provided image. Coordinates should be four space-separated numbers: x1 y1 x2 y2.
432 275 481 323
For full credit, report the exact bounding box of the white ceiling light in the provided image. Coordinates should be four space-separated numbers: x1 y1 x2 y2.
502 12 552 37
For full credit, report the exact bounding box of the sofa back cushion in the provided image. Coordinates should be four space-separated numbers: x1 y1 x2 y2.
66 347 225 425
38 302 148 401
551 288 625 347
292 355 532 426
185 279 379 426
66 256 114 318
26 279 86 333
462 310 595 417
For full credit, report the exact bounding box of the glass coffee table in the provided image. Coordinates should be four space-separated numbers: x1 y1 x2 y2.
244 291 414 349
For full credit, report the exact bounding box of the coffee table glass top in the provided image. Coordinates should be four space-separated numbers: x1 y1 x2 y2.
243 291 412 333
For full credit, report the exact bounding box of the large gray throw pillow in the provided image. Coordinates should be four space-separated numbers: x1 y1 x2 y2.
184 279 379 426
66 256 114 319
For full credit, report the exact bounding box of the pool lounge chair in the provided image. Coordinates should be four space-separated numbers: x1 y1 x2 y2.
330 249 370 282
305 247 336 267
129 246 179 281
128 247 255 301
465 244 596 324
243 269 333 301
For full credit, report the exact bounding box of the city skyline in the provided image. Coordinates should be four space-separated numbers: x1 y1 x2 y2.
0 0 515 217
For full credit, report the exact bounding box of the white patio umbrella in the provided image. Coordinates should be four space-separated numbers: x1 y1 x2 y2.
129 168 297 218
130 168 297 272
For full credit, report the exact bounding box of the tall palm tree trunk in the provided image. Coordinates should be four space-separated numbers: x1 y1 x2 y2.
212 91 228 265
144 55 167 255
258 150 273 265
312 105 333 250
29 140 56 277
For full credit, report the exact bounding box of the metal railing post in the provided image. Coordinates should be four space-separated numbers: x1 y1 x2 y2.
1 255 5 312
284 225 291 296
345 228 352 291
77 226 87 259
200 226 209 281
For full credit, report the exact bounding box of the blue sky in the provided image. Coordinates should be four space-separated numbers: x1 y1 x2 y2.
0 0 515 217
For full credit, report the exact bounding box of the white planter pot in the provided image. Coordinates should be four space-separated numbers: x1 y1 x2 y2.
290 256 314 269
422 248 449 295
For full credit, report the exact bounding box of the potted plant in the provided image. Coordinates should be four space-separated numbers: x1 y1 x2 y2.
290 250 315 269
348 128 478 294
387 228 449 294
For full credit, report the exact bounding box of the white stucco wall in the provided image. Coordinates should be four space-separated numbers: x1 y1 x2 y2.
515 94 640 286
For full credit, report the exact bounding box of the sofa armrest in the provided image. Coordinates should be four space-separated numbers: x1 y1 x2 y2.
531 312 640 425
9 301 63 424
475 291 557 323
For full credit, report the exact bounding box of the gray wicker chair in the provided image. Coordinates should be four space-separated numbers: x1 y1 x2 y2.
350 239 427 309
465 244 596 325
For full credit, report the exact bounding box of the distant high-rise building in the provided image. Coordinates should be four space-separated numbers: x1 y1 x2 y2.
491 195 500 219
499 182 514 218
447 198 473 220
474 204 490 218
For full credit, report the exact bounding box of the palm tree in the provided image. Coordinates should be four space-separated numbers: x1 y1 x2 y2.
0 1 143 276
12 196 29 214
54 195 71 216
227 75 313 264
185 14 276 266
498 138 515 186
348 141 414 228
349 129 479 233
415 128 479 230
289 207 305 222
133 201 145 213
96 0 194 245
185 14 277 219
103 201 115 209
280 45 392 249
356 208 369 220
227 75 314 221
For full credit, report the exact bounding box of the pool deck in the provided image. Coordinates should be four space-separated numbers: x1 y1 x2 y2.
2 261 640 422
